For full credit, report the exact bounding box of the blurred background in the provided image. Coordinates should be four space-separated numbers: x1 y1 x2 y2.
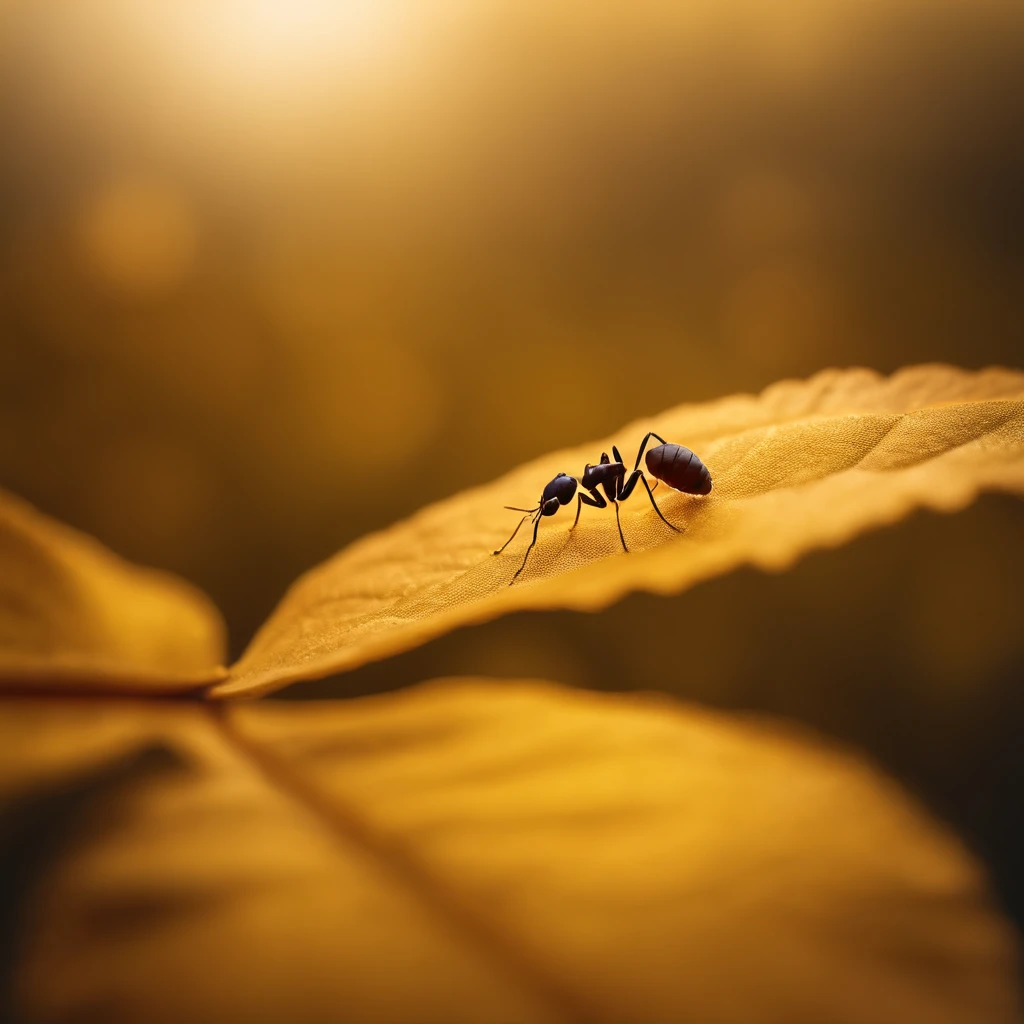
3 0 1024 962
1 0 1022 656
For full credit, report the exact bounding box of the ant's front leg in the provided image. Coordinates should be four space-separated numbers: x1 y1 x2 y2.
493 511 536 555
619 470 682 532
572 485 627 553
511 512 544 583
570 488 606 530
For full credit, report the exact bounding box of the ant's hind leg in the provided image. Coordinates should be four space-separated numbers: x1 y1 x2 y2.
641 474 681 532
619 470 681 532
631 432 670 471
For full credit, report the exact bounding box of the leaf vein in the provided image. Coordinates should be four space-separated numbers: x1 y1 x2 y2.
208 704 599 1024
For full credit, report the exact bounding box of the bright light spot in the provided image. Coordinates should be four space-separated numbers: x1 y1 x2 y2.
185 0 409 83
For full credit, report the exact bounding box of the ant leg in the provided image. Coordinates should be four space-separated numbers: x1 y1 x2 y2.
571 489 606 530
620 470 681 532
631 431 670 471
640 474 681 532
613 500 628 553
510 512 544 584
618 469 642 501
493 512 534 555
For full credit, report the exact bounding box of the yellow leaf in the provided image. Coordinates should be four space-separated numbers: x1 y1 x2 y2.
5 679 1019 1023
219 365 1024 697
0 490 227 691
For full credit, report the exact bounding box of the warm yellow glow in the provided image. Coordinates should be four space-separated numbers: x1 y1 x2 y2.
78 178 199 296
185 0 409 81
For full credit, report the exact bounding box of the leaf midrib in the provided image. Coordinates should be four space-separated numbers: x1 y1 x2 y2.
209 703 599 1024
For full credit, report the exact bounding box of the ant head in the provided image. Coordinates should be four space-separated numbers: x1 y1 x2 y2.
541 496 561 516
542 472 578 506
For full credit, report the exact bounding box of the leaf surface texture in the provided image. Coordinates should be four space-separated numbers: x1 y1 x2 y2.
221 365 1024 696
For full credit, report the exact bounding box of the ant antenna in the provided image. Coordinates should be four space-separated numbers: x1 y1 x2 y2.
504 505 538 512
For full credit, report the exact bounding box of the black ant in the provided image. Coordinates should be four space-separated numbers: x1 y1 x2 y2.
493 432 712 583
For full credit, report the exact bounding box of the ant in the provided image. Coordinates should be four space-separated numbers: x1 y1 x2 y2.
494 432 711 583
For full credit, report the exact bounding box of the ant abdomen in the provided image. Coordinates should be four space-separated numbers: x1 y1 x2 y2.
645 444 712 495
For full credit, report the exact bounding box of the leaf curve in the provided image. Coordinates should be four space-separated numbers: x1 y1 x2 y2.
6 679 1020 1023
218 364 1024 697
0 489 227 691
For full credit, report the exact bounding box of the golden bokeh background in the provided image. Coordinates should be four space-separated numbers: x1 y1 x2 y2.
2 0 1021 656
0 0 1019 651
3 0 1024 997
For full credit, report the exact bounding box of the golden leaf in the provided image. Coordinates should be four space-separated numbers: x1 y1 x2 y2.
5 680 1019 1023
219 365 1024 697
0 490 227 691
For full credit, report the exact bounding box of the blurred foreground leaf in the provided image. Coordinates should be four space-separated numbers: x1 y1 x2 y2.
0 490 226 691
220 365 1024 697
4 680 1019 1024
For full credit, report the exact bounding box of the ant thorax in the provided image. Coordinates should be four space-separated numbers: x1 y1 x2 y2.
581 458 623 492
